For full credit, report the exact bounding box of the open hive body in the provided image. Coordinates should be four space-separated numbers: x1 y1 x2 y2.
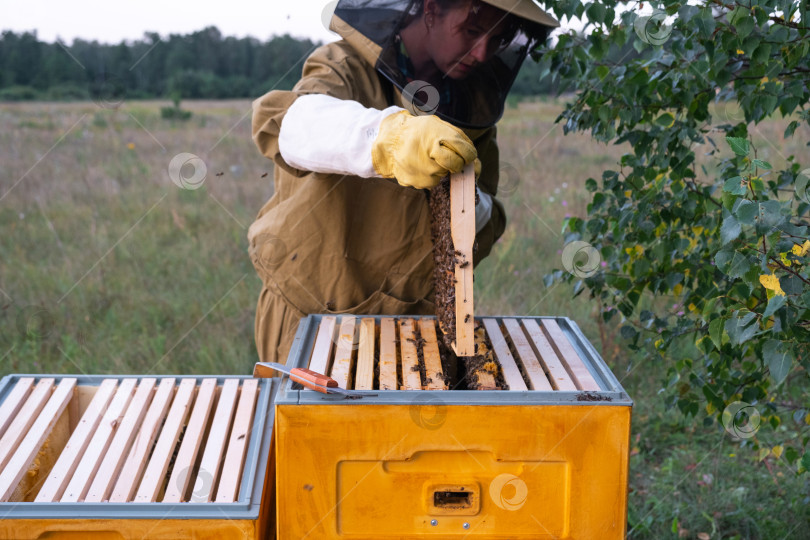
0 375 276 540
275 314 633 539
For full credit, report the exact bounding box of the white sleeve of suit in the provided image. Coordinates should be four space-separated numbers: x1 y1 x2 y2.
280 93 493 232
278 94 403 178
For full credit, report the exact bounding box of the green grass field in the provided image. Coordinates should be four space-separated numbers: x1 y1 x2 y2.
0 98 808 538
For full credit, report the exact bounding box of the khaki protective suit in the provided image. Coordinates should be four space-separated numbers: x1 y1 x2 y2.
249 20 506 364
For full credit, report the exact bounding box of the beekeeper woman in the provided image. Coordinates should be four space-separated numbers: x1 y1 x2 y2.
249 0 558 363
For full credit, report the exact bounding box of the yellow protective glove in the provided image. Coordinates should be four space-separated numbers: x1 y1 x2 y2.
372 110 479 189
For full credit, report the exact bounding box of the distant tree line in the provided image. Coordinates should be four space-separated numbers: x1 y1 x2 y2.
0 26 562 102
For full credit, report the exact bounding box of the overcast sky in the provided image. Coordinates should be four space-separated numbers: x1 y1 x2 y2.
0 0 591 45
1 0 342 44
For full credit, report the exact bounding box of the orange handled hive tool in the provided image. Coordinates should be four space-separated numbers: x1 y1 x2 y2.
253 362 377 398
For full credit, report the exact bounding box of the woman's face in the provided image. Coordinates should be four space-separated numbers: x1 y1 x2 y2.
426 0 512 80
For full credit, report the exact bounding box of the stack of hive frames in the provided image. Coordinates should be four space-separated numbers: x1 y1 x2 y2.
0 374 276 540
306 315 603 392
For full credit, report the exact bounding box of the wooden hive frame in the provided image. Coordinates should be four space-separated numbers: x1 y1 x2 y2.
0 376 267 505
304 315 603 392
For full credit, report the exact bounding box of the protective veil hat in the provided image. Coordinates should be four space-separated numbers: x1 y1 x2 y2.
329 0 559 129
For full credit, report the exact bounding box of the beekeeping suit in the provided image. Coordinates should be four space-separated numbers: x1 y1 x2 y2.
249 0 558 364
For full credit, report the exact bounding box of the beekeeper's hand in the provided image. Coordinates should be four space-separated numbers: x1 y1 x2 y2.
278 94 478 189
371 110 479 190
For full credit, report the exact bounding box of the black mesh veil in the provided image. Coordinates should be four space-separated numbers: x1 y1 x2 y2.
331 0 552 129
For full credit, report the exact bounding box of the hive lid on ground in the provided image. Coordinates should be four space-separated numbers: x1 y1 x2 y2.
278 314 632 406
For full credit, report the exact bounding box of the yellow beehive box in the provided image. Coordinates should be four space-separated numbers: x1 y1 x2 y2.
275 315 632 539
0 375 277 540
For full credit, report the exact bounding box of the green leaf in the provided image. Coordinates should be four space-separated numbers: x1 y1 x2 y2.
724 310 758 345
755 200 785 234
586 2 605 24
786 446 799 464
795 172 810 203
751 159 772 170
655 113 675 127
595 65 610 80
721 214 742 243
734 199 758 225
764 340 792 385
735 16 755 39
696 335 714 354
723 176 747 195
802 453 810 472
715 249 750 278
752 42 771 64
726 136 750 156
694 11 716 37
702 297 719 318
620 325 638 340
780 275 803 296
709 318 724 349
763 295 786 318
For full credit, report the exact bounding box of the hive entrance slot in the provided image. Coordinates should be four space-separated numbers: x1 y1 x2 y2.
433 490 471 508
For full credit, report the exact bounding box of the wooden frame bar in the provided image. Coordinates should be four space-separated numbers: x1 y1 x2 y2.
450 164 476 356
134 378 196 502
0 378 76 502
378 318 398 391
0 377 34 437
540 319 600 391
215 379 259 502
502 319 553 391
419 319 447 390
35 379 118 502
522 320 578 391
162 378 217 503
354 318 376 391
61 378 137 502
0 378 55 472
330 317 357 389
308 315 337 375
398 319 423 390
193 379 240 502
481 319 527 391
109 378 175 502
85 378 157 502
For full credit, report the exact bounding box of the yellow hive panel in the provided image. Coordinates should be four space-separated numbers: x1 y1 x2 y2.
276 403 630 539
0 518 258 540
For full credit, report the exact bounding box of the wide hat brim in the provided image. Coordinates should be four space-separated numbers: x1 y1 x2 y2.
481 0 560 28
